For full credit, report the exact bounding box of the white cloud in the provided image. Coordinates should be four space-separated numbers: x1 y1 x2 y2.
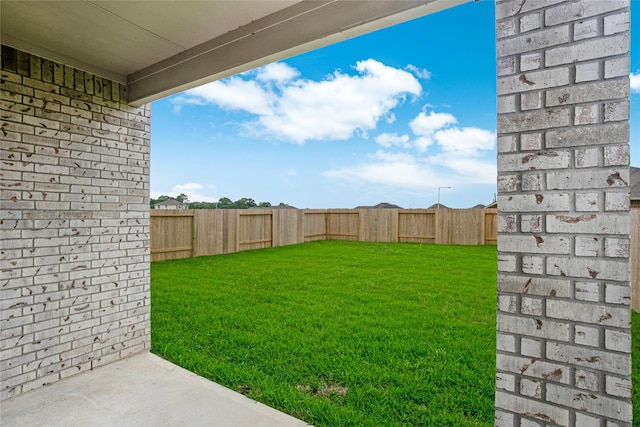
179 59 422 143
631 72 640 93
152 182 218 203
185 78 273 115
257 62 300 85
324 151 443 188
327 108 496 191
409 111 457 137
433 127 496 157
405 64 431 80
375 133 410 148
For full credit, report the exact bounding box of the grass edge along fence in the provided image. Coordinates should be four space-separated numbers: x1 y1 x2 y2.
151 208 498 263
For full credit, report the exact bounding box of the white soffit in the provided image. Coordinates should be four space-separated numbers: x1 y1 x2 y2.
1 0 466 105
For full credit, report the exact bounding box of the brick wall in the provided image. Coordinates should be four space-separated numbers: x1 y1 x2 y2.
0 46 151 399
495 1 631 425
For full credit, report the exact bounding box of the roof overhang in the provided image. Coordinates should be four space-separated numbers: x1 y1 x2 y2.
1 0 466 106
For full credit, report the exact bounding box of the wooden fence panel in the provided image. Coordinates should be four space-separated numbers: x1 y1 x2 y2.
484 208 498 245
151 208 498 261
398 210 436 243
304 211 328 241
238 210 272 250
150 210 194 261
273 209 304 247
193 210 224 257
359 209 398 242
326 210 359 240
631 208 639 312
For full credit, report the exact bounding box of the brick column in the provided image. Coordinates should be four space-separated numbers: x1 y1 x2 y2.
495 1 631 425
1 46 151 398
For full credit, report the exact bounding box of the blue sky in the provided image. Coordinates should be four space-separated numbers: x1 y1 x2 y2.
151 0 639 209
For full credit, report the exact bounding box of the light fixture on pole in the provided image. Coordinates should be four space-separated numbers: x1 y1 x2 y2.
437 186 451 209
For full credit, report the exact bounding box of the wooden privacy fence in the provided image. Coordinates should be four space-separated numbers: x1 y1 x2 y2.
151 208 498 262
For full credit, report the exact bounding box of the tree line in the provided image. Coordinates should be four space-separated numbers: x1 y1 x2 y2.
150 194 293 209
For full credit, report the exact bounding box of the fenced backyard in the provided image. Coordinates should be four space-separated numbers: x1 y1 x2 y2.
151 208 498 262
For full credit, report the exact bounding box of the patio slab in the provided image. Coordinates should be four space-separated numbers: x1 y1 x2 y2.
0 352 311 427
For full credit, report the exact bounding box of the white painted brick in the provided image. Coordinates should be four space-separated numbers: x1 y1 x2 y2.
497 57 516 77
520 53 541 72
498 26 570 57
545 1 628 27
575 147 600 168
498 214 517 232
574 325 599 347
546 79 629 108
574 104 599 126
520 132 541 150
574 18 599 41
604 330 630 353
546 34 629 67
604 11 630 36
499 235 569 254
575 192 600 212
520 418 542 427
506 152 562 177
498 107 570 133
497 95 516 114
520 378 542 399
498 295 517 313
604 57 629 79
494 391 569 426
497 68 570 96
605 375 631 398
496 372 515 392
521 173 543 191
603 145 629 166
575 281 601 303
521 91 541 110
497 313 570 341
522 256 543 275
499 193 570 212
497 354 570 384
547 256 629 281
546 383 631 423
520 13 540 33
521 215 542 233
496 333 516 353
498 175 517 193
575 412 602 427
546 342 630 376
604 238 629 258
521 297 543 316
575 369 600 392
521 337 542 358
604 192 629 211
498 254 517 272
605 284 630 305
604 100 629 122
546 213 629 235
575 236 600 257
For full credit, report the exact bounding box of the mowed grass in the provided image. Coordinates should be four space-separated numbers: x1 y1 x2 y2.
152 241 496 426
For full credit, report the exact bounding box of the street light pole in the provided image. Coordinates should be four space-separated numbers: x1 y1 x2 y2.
437 186 451 209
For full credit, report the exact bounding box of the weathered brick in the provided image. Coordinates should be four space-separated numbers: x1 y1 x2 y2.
546 383 631 423
494 390 569 426
497 68 570 96
498 275 570 298
575 62 600 83
605 284 630 305
520 53 541 72
498 151 570 172
575 281 601 302
497 26 570 57
604 330 630 353
546 78 628 107
546 213 629 235
547 256 629 281
547 342 631 376
499 193 570 212
604 11 630 36
520 337 542 358
544 1 628 27
498 108 570 133
497 313 570 341
546 34 629 67
576 368 600 392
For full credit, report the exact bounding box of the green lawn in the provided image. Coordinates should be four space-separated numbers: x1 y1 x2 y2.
152 241 496 426
151 240 639 426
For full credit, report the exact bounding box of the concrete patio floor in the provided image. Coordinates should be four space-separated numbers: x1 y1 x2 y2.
0 352 311 427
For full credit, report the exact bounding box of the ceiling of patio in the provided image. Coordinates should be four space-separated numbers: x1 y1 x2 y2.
1 0 464 105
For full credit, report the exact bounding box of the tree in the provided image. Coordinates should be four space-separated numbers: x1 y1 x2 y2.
258 202 272 207
176 193 189 203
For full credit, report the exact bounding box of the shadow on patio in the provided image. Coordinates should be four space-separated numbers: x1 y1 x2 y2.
0 352 310 427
